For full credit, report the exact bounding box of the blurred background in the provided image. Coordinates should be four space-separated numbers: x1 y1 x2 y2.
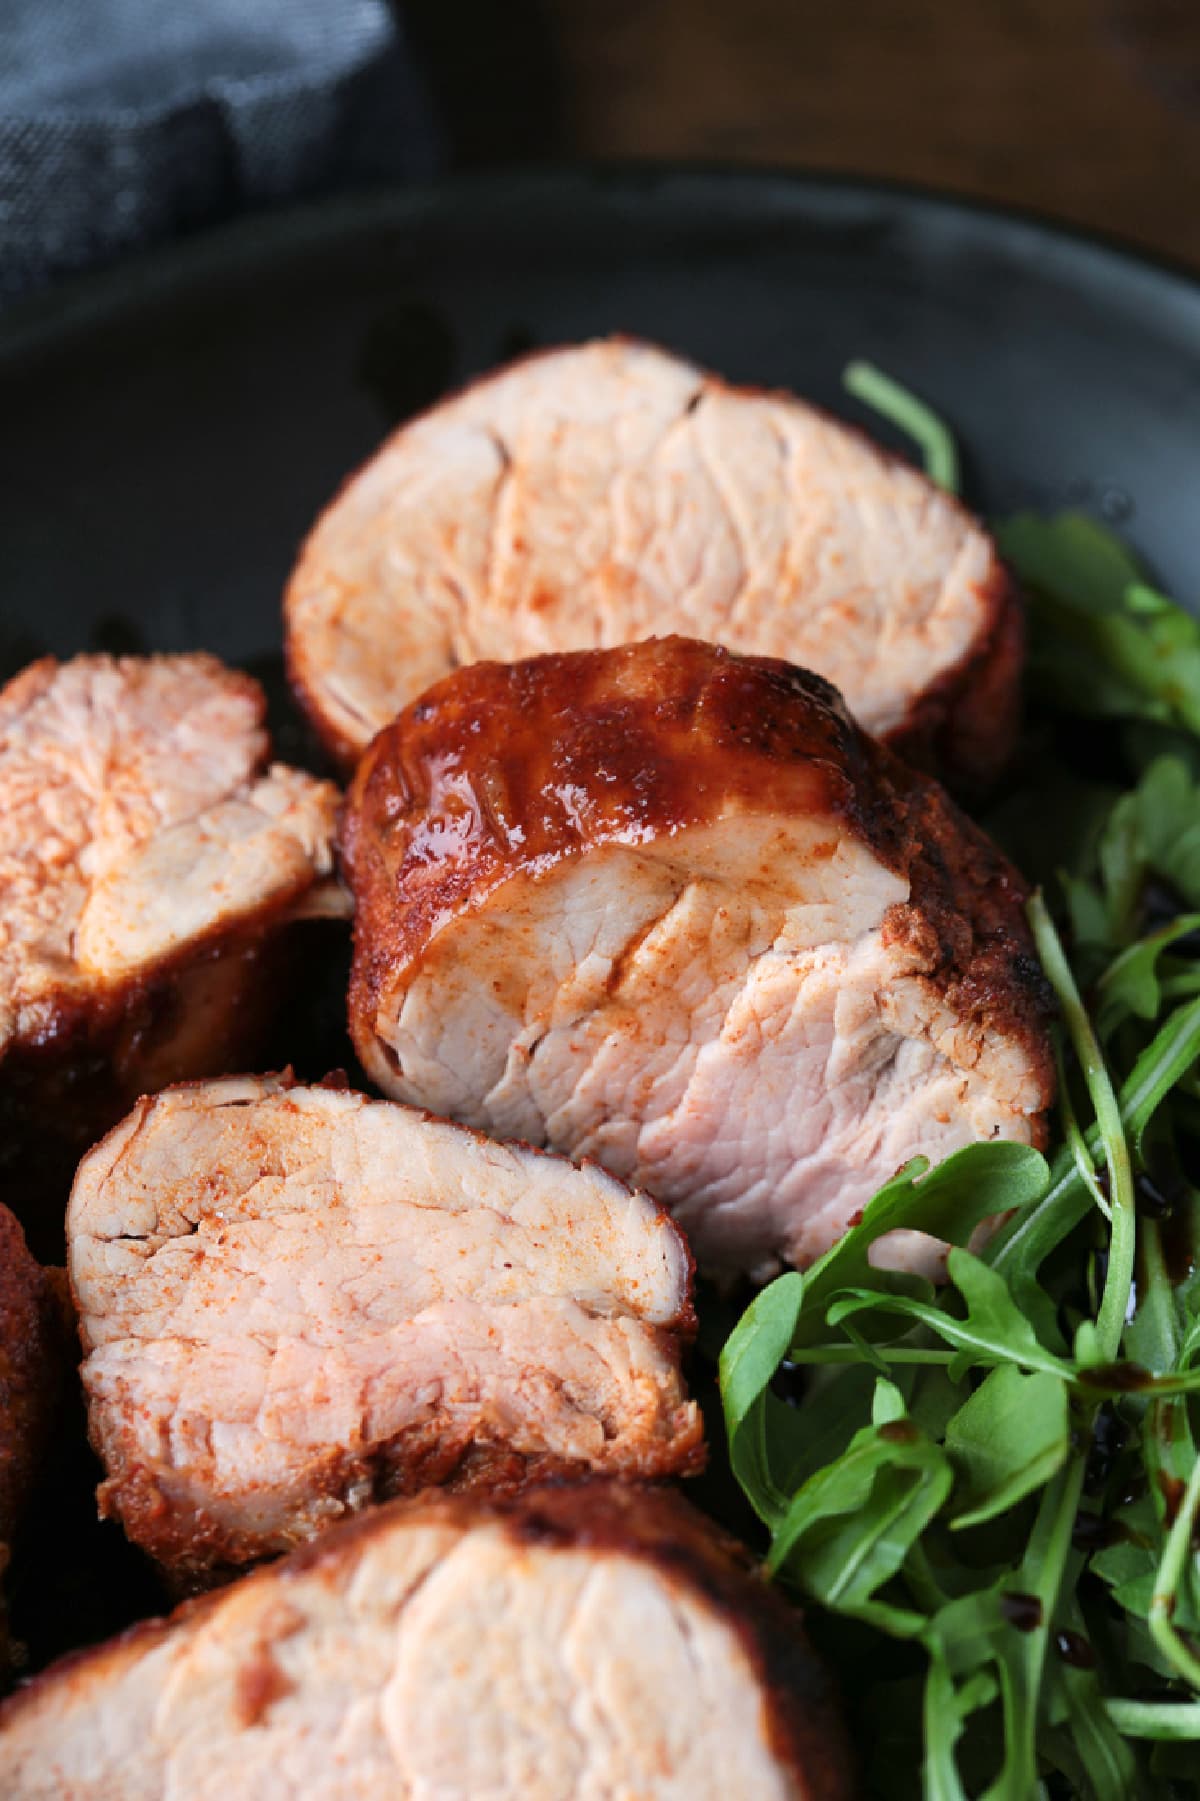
3 0 1199 302
422 0 1200 266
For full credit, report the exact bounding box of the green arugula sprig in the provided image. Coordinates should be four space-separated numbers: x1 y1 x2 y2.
844 360 961 494
722 929 1200 1793
719 371 1200 1796
997 512 1200 739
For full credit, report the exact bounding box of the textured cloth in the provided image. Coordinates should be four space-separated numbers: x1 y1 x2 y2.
0 0 441 303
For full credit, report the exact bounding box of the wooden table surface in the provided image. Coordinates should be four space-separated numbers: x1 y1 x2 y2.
409 0 1200 272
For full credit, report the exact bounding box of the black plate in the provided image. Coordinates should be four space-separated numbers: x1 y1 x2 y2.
3 168 1199 1680
1 166 1198 689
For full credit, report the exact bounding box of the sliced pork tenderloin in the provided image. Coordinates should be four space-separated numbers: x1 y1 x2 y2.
285 336 1020 787
0 1482 851 1800
342 636 1054 1283
0 655 344 1245
0 1204 68 1674
67 1073 701 1579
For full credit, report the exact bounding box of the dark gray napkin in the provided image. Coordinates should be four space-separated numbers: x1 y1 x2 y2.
0 0 442 303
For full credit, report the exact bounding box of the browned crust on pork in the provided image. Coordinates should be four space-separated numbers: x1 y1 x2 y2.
92 1377 707 1586
887 558 1025 794
341 635 1053 1106
0 1206 70 1672
0 1483 853 1798
0 1209 66 1544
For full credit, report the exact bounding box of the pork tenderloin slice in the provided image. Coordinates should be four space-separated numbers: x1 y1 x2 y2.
342 636 1054 1282
0 655 344 1236
285 336 1019 786
68 1074 701 1576
0 1483 851 1800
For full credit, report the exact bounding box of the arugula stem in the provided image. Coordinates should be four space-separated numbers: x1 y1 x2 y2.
1027 893 1136 1361
988 993 1200 1299
841 361 960 492
1099 913 1200 1003
1053 1034 1111 1220
1003 1456 1088 1800
1136 1220 1177 1379
788 1340 1200 1397
903 1539 946 1616
1052 1590 1148 1798
1106 1698 1200 1740
786 1344 956 1367
1149 1452 1200 1690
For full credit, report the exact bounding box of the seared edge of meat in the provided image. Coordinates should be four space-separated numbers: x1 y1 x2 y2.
68 1074 703 1577
284 335 1020 786
343 636 1052 1097
0 1483 853 1800
0 1208 62 1540
886 552 1024 792
0 1205 70 1671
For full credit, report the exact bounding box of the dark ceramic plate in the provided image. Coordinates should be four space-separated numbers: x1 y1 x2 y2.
2 168 1198 1676
1 166 1198 687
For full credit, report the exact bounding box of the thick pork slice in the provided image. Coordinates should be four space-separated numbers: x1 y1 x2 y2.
342 637 1054 1282
0 1483 851 1800
68 1074 701 1577
285 337 1020 785
0 655 343 1237
0 1204 66 1671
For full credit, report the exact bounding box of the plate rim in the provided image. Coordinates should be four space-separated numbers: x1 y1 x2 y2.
2 163 1198 364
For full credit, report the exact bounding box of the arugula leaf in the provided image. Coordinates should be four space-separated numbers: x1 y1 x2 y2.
1092 1489 1200 1637
1124 1209 1200 1658
1097 913 1200 1038
767 1391 953 1634
1044 1594 1145 1800
775 1363 883 1496
1122 993 1200 1160
996 511 1200 735
1063 757 1200 967
921 1576 1053 1801
1147 1451 1200 1689
1111 758 1200 911
992 1460 1088 1799
995 510 1146 614
985 994 1200 1324
718 1271 804 1527
922 1651 996 1801
790 1143 1050 1352
1045 1658 1141 1801
1126 1218 1189 1378
943 1367 1070 1529
822 1248 1071 1382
